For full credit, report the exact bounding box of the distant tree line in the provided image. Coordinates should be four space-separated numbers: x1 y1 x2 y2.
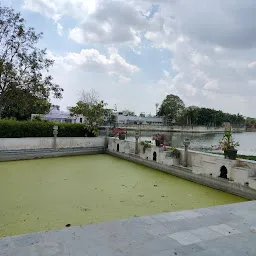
176 106 245 127
158 94 246 127
246 117 256 128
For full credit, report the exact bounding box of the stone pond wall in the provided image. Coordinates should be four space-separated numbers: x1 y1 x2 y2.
108 137 256 197
118 124 245 133
0 137 105 151
0 137 106 161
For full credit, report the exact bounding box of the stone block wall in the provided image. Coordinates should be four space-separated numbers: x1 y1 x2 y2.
108 138 179 165
0 137 105 150
108 137 256 191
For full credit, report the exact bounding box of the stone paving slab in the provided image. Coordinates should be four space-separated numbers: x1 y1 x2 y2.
0 201 256 256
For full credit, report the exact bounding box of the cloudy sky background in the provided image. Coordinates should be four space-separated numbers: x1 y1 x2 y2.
3 0 256 116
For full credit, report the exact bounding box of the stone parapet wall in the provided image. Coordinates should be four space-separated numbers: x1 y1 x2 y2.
0 137 105 151
108 150 256 200
117 125 245 133
0 147 105 162
108 137 256 193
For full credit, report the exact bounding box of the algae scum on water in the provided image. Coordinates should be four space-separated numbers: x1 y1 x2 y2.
0 154 246 237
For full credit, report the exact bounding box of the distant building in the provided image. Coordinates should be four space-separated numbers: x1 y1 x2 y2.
115 112 164 125
31 105 85 124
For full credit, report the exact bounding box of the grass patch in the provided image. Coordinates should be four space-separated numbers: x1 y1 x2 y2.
211 152 256 161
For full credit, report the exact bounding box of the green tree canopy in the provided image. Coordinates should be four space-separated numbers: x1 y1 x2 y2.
176 106 245 127
0 6 63 118
158 94 185 122
1 85 50 120
158 94 245 127
70 101 106 136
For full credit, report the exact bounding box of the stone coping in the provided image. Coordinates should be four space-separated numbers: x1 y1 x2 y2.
0 201 255 255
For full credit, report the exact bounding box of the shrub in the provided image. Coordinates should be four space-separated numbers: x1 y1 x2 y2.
0 120 94 138
140 140 152 153
32 115 43 121
167 147 181 158
140 140 152 148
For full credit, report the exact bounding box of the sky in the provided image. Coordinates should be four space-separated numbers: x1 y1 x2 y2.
3 0 256 117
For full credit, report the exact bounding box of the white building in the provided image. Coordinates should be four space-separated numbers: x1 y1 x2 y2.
115 112 164 125
31 105 86 124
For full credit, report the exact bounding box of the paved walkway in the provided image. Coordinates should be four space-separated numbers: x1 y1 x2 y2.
1 201 256 256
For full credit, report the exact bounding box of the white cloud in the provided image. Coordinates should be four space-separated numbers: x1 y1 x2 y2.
23 0 169 46
214 46 224 53
68 1 151 45
248 62 256 69
69 28 86 44
49 48 139 78
23 0 256 116
118 76 131 84
56 23 63 36
143 1 256 115
204 80 219 90
184 84 197 96
23 0 98 21
163 70 170 77
248 80 256 86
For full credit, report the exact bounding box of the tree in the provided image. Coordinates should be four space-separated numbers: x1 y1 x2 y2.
158 94 185 123
246 117 256 128
103 108 116 126
0 6 63 118
70 101 106 136
177 106 199 126
1 85 50 120
80 89 99 106
110 114 116 126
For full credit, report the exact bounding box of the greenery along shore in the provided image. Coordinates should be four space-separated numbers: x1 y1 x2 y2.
236 155 256 161
213 152 256 161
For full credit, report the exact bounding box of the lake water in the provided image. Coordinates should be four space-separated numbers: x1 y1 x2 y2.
127 131 256 156
0 155 245 237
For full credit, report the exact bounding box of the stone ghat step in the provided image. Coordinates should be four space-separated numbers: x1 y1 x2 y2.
0 147 103 154
0 201 255 256
0 147 105 162
172 164 193 173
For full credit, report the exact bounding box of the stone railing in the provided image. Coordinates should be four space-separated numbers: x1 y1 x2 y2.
108 137 256 191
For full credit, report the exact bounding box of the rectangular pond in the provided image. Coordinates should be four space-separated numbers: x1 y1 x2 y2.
0 154 246 237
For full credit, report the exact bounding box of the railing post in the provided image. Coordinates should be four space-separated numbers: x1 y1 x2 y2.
105 127 109 150
135 131 140 155
183 139 190 167
53 126 58 149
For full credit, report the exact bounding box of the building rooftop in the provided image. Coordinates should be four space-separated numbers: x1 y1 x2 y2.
42 105 73 120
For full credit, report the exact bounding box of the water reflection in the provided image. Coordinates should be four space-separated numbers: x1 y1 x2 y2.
127 131 256 156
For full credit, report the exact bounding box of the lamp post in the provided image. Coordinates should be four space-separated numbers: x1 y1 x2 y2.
183 138 190 167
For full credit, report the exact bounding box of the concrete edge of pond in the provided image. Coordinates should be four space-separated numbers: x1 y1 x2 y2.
0 147 105 162
107 150 256 200
0 201 255 256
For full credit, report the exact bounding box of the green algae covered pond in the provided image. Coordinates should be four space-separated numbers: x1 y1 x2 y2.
0 154 246 237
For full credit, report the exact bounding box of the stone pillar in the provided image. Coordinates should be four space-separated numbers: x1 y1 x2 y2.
105 127 109 150
53 125 58 149
135 131 140 155
183 139 190 167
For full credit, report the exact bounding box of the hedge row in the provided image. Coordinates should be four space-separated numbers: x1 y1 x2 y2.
0 120 94 138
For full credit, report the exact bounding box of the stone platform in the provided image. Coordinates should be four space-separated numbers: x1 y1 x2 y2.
1 201 255 256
